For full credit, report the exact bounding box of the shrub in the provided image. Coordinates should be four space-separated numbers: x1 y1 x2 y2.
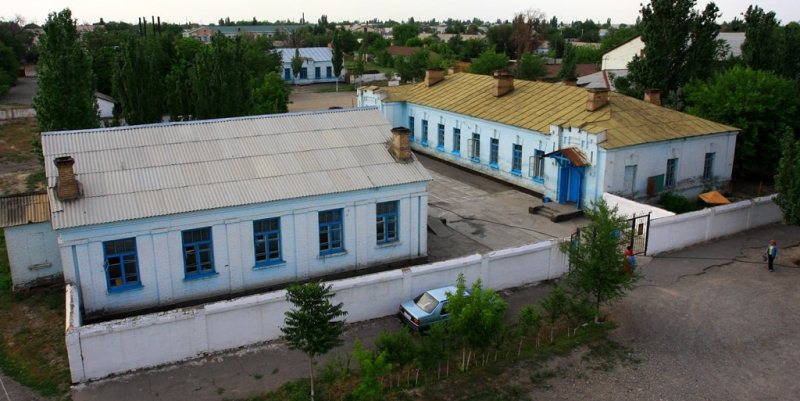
659 192 703 213
375 327 417 367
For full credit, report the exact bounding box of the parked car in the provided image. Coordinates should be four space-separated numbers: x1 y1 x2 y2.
398 285 467 330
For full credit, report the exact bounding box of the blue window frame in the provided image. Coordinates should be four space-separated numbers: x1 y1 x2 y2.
666 158 678 188
490 138 499 168
436 124 445 151
421 120 429 146
254 217 282 267
326 66 332 78
182 227 215 278
319 209 344 255
452 128 461 155
408 117 415 142
315 66 321 79
376 201 399 244
300 67 308 79
284 68 291 80
532 149 545 183
470 133 480 163
103 238 140 291
703 152 715 180
512 144 522 176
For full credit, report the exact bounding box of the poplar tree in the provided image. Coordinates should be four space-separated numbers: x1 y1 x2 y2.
33 9 98 131
191 35 252 119
113 35 168 125
291 48 303 84
775 131 800 225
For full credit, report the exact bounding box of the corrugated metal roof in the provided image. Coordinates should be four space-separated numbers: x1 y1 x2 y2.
41 108 430 230
0 192 50 228
277 47 333 63
383 73 738 149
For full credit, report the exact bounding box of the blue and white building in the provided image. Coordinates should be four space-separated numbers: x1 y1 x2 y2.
277 47 340 84
41 108 430 318
359 71 738 208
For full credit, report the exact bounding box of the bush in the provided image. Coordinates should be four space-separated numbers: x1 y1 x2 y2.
659 193 703 213
375 327 417 366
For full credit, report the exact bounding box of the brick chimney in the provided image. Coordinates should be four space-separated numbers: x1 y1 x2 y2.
390 127 412 162
424 68 444 87
493 70 514 97
586 88 609 112
644 89 662 106
54 156 81 201
561 79 578 86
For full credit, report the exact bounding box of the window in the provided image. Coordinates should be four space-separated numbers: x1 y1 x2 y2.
532 149 545 182
511 144 522 175
452 128 461 155
436 124 445 151
421 120 429 146
300 67 308 79
470 133 481 162
408 116 415 142
665 158 678 188
254 218 282 266
376 201 399 244
326 66 332 78
703 152 715 180
103 238 140 291
490 138 499 168
319 209 344 255
315 66 321 79
284 68 291 80
182 227 215 278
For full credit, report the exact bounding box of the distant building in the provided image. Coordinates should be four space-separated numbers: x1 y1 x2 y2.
95 92 116 121
359 71 738 207
277 47 340 84
183 25 306 43
601 33 746 71
40 108 430 318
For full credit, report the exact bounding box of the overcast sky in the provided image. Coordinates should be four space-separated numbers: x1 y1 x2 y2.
5 1 799 26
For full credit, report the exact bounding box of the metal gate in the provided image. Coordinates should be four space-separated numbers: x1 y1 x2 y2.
627 213 650 255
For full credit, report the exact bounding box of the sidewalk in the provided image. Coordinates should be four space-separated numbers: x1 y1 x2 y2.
71 223 800 401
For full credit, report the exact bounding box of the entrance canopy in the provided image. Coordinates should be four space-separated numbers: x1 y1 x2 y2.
545 147 591 167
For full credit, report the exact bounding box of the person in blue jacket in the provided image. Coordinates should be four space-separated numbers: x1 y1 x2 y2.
766 239 778 272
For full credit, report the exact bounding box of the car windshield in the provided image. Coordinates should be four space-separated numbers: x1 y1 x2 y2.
414 292 439 313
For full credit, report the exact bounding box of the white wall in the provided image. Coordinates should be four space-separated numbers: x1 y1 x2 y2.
66 239 569 383
4 222 62 289
601 36 643 70
59 182 428 318
281 60 339 84
96 98 114 119
604 132 737 200
65 195 785 383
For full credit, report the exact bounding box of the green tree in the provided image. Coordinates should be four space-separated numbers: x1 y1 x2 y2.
599 26 640 54
447 274 507 370
684 66 800 177
776 22 800 80
165 37 204 120
517 305 542 353
350 341 392 401
191 35 253 119
516 52 546 81
775 130 800 225
561 199 635 320
113 35 169 125
291 48 303 84
469 49 509 75
392 23 420 46
0 41 18 94
332 32 344 91
281 282 347 401
623 0 722 107
741 5 779 72
486 24 514 58
558 43 577 80
251 71 290 114
539 285 568 342
33 8 98 131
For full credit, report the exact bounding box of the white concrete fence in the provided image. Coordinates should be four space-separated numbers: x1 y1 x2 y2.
64 195 783 383
0 107 35 120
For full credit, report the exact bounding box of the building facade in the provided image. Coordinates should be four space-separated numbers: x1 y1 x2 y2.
41 108 430 319
277 47 339 84
359 71 737 208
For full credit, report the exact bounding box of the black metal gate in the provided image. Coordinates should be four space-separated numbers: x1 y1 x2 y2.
627 213 650 255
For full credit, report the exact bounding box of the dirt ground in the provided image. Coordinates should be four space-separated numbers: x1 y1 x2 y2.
0 118 42 195
287 83 357 112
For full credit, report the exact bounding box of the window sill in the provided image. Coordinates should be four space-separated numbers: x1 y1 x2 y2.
108 283 143 294
435 146 444 152
511 170 522 177
420 141 428 147
183 271 219 282
532 177 544 184
376 240 401 248
318 250 347 259
470 157 480 163
254 260 287 270
489 163 499 169
452 151 461 156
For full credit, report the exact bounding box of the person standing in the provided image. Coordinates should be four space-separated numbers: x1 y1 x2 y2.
625 245 635 271
766 240 778 272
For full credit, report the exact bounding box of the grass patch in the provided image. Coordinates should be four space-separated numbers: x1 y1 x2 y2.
0 119 39 162
25 169 45 192
0 230 71 396
316 85 357 93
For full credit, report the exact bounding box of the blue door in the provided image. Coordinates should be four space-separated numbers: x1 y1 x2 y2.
558 164 582 205
284 68 291 80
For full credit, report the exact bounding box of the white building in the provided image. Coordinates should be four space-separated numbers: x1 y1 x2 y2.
601 33 746 71
359 71 738 208
277 47 340 84
41 108 430 319
95 92 116 122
